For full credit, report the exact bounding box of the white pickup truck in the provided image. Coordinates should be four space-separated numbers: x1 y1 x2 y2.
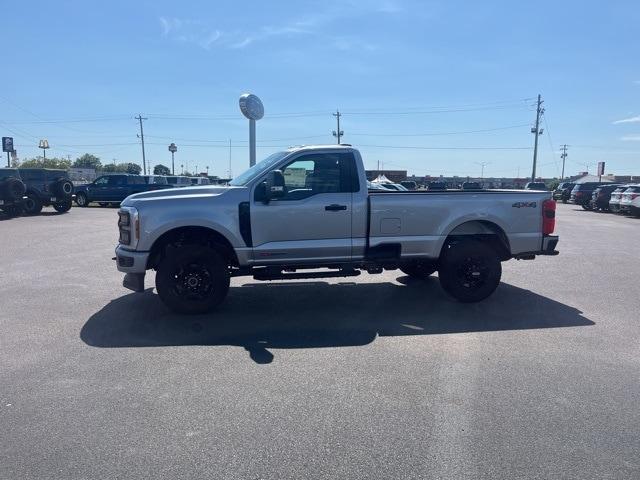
115 145 558 314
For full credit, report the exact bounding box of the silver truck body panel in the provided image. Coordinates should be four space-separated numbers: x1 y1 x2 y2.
117 145 554 275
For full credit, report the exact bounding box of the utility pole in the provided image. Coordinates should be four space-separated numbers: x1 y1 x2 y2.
530 94 544 182
135 114 148 175
332 109 343 144
475 161 490 179
560 144 568 179
228 139 232 179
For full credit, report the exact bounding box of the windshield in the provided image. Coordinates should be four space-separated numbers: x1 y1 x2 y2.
229 151 290 186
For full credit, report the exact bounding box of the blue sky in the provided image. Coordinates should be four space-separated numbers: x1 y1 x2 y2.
2 0 639 178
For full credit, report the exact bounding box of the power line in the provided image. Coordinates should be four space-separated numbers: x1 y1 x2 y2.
349 124 531 137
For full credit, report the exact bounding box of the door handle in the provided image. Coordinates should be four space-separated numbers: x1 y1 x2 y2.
325 204 347 211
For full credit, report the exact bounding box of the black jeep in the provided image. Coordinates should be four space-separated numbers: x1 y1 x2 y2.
0 168 27 217
18 168 74 214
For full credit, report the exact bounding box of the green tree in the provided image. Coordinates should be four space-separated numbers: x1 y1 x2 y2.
101 163 119 173
120 162 141 174
153 164 171 175
73 153 102 170
20 157 72 169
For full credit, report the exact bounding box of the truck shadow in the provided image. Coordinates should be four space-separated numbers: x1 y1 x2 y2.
80 278 594 364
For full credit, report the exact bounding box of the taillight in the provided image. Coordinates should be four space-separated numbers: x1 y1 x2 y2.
542 199 556 235
575 191 583 197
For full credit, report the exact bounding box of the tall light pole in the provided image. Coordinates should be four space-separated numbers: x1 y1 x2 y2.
239 93 264 167
38 139 49 159
206 166 209 177
168 143 177 175
530 94 544 182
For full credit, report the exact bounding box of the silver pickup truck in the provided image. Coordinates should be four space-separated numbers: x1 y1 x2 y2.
115 145 558 314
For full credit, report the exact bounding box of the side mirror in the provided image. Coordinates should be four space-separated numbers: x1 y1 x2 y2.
263 170 285 202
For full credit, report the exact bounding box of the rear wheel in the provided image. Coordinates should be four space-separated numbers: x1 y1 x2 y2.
399 260 437 279
53 199 72 213
438 239 502 303
581 203 593 211
155 245 230 314
23 193 43 215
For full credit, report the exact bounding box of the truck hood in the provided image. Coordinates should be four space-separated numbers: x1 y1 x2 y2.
121 185 235 207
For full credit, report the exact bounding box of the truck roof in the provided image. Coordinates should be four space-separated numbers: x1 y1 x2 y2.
285 144 354 152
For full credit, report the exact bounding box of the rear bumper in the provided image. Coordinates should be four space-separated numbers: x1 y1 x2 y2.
513 235 559 259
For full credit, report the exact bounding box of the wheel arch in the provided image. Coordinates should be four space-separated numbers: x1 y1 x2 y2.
147 225 239 269
441 219 511 261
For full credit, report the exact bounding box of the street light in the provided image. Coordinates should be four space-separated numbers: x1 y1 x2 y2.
180 164 184 174
206 166 209 177
168 143 177 175
38 139 50 159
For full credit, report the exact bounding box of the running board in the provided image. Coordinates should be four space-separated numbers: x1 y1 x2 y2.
253 269 361 281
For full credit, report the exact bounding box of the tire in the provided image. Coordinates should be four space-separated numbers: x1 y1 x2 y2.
562 199 568 204
75 192 89 207
53 199 72 213
581 203 592 211
2 204 23 217
400 260 437 279
438 239 502 303
51 178 74 198
155 245 230 314
23 193 43 215
1 177 26 200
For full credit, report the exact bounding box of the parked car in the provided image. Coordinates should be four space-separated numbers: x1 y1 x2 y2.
115 144 559 314
400 180 417 190
525 182 548 191
378 182 408 191
619 185 640 214
426 181 447 191
609 186 630 213
552 182 576 203
367 181 392 191
190 177 211 185
0 168 27 217
18 168 74 214
570 182 607 210
165 176 192 187
461 181 481 190
590 184 624 211
75 174 169 207
144 175 169 185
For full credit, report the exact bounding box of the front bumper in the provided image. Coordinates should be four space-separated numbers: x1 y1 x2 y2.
115 244 149 274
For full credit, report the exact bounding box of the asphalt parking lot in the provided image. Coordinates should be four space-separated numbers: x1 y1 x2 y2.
1 203 639 479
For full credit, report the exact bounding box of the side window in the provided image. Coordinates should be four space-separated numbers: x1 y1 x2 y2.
276 152 357 201
127 176 142 185
94 176 109 186
108 176 125 186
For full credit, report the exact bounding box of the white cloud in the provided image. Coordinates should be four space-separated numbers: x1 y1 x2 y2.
613 115 640 124
230 37 254 49
621 134 640 141
200 30 222 50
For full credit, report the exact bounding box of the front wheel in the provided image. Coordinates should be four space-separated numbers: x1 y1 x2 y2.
438 239 502 303
582 203 593 211
53 199 72 213
75 192 89 207
155 245 230 314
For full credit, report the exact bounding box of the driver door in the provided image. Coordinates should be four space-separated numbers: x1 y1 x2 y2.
250 152 357 264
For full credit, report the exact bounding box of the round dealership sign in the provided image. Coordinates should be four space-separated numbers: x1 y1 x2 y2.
239 93 264 120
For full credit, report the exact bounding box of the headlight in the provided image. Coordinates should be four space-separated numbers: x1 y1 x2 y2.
118 207 139 248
